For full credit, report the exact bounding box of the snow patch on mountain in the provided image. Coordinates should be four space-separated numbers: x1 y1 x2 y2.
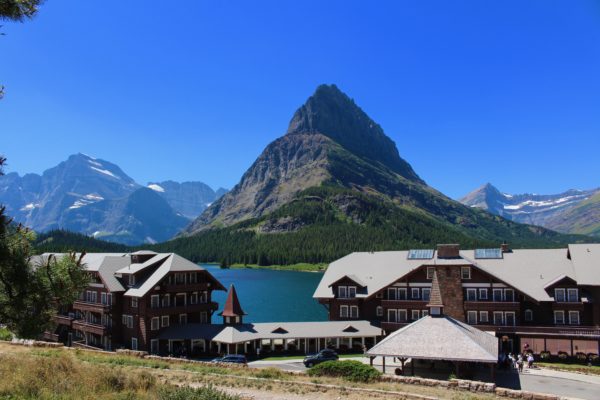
68 193 105 209
147 184 165 193
502 195 589 210
90 166 119 179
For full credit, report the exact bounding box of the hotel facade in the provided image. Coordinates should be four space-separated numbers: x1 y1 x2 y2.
313 243 600 356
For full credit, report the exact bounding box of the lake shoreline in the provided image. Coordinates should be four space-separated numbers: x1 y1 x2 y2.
204 262 327 273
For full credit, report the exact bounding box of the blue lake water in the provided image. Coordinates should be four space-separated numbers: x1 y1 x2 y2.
202 264 328 323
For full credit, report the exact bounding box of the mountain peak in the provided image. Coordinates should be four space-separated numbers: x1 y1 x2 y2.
286 84 423 183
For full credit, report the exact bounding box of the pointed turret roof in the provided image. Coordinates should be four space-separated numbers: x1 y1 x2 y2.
426 269 444 309
220 284 246 317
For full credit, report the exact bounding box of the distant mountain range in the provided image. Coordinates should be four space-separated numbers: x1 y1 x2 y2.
154 84 593 265
460 183 600 237
0 153 226 245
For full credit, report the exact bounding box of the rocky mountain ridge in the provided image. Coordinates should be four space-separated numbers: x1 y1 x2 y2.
0 153 226 244
460 183 600 237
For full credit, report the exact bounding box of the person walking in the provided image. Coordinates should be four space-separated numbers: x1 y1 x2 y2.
517 354 524 373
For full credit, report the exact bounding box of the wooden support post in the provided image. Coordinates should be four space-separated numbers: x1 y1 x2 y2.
369 356 374 366
411 358 415 376
382 356 386 374
490 364 496 381
455 362 460 378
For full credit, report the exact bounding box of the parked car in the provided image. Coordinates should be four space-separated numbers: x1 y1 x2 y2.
212 354 248 365
303 349 339 367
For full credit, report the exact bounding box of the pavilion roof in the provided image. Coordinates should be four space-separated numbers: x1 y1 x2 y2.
366 315 498 363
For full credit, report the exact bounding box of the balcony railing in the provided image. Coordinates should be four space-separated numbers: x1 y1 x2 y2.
147 301 218 316
53 314 74 327
476 324 600 338
382 299 428 308
73 300 111 313
464 301 520 311
72 320 108 336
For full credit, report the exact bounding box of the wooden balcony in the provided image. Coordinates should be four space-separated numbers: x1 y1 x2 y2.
72 320 108 336
53 314 74 327
464 301 520 311
159 282 211 292
146 301 218 316
73 300 111 313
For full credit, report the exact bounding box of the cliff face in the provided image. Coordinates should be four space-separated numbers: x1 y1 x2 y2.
185 84 424 233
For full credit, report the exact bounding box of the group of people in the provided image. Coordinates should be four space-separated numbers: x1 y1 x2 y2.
499 352 535 373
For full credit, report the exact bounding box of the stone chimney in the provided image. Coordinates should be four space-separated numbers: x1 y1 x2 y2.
501 243 511 253
436 244 460 259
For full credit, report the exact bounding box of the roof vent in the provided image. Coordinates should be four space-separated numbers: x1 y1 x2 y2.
342 325 359 333
436 244 460 259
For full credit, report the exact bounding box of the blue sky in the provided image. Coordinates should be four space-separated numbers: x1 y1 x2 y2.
1 0 599 199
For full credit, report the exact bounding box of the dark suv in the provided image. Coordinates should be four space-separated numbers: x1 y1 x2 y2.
212 354 248 365
303 349 339 367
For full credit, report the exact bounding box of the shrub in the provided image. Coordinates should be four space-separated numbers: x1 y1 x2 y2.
307 360 381 383
0 327 12 341
558 351 569 360
157 385 240 400
540 351 551 360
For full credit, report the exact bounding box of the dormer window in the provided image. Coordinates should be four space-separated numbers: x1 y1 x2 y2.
426 267 435 280
131 297 138 308
554 288 566 302
567 288 578 302
461 267 471 280
348 286 356 298
338 286 347 298
129 274 135 286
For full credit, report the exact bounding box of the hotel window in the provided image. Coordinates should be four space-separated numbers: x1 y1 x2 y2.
479 288 488 300
131 297 138 308
554 288 566 302
567 289 578 303
422 288 431 301
340 305 349 318
387 288 397 300
151 317 159 331
504 289 514 302
376 306 383 317
200 311 208 323
412 310 420 321
179 314 187 324
505 312 515 326
479 311 489 323
108 293 113 305
398 309 408 322
411 288 420 299
190 292 198 305
200 291 208 303
466 288 477 301
162 294 170 307
131 337 138 351
161 315 169 327
129 274 135 286
189 272 197 284
150 339 159 354
398 288 407 300
387 309 397 323
338 286 348 299
554 310 565 325
350 306 359 318
122 314 133 328
422 309 429 317
493 311 504 325
426 267 435 280
569 311 580 325
467 311 477 324
175 273 186 284
151 295 160 308
493 289 503 302
524 309 533 322
348 286 357 298
461 267 471 280
101 293 107 305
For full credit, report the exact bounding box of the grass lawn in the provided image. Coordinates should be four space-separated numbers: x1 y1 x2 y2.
0 342 498 400
538 362 600 376
228 263 327 272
